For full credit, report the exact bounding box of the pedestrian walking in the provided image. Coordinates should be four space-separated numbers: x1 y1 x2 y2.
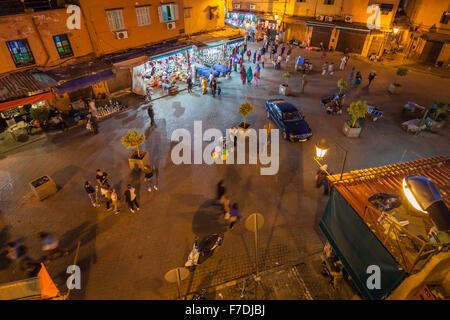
253 68 259 86
221 193 230 215
321 49 327 59
37 232 69 261
253 51 256 64
247 50 251 62
286 54 290 66
322 62 328 76
348 67 355 84
319 42 324 51
301 74 308 93
339 56 347 70
353 71 362 87
125 184 140 213
217 180 226 201
96 169 110 188
246 66 253 84
143 165 158 192
208 72 214 85
327 62 334 75
187 75 193 93
84 181 99 207
147 104 155 126
227 203 242 230
262 56 265 69
201 77 208 94
240 67 246 85
281 45 286 56
368 71 376 86
110 189 119 214
210 78 216 97
217 85 222 96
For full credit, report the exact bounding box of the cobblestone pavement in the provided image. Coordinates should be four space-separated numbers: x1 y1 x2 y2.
0 42 449 299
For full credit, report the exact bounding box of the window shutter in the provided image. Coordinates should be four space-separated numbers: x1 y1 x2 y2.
173 4 179 21
158 6 163 22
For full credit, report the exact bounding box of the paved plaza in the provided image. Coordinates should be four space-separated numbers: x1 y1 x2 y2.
0 43 449 299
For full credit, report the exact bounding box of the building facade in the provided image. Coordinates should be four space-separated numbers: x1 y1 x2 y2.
230 0 401 57
400 0 450 66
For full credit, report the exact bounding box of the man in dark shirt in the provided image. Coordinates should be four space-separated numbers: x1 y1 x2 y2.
217 180 226 201
147 105 155 126
96 169 109 188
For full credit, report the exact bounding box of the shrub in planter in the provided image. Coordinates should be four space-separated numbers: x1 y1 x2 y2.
343 101 369 138
279 72 292 95
389 67 408 94
238 99 254 130
30 106 50 126
121 130 149 170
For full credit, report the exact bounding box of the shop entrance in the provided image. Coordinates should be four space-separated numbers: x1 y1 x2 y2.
336 29 367 54
69 87 94 102
420 41 444 64
310 26 332 48
132 48 192 99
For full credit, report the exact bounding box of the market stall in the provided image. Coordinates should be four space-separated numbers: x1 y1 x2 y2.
132 48 193 99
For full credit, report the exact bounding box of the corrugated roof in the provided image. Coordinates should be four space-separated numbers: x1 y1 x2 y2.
329 156 450 214
328 156 450 273
0 70 57 102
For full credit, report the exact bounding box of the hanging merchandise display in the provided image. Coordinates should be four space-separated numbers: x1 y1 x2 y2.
132 48 193 98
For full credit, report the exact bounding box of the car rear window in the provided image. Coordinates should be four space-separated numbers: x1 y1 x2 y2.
283 111 302 121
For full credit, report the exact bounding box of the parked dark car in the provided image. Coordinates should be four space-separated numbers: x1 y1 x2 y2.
265 99 312 141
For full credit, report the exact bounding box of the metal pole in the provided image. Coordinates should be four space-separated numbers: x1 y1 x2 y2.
254 217 259 278
176 268 182 300
339 149 347 181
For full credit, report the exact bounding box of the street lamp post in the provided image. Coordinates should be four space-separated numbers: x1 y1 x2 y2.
314 138 348 181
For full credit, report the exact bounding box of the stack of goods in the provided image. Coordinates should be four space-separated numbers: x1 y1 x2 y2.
143 54 189 90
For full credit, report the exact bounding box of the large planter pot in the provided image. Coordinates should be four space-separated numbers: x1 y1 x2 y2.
342 122 362 138
29 175 58 201
389 83 402 94
128 151 150 170
279 84 292 96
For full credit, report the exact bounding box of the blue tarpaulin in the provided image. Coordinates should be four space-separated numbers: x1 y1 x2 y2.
54 70 115 94
214 64 230 74
319 188 407 300
196 67 219 78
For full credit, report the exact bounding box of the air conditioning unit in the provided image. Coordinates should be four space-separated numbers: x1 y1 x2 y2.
234 4 240 9
325 16 333 22
249 4 255 10
316 15 324 21
344 15 353 23
115 31 128 40
167 22 176 30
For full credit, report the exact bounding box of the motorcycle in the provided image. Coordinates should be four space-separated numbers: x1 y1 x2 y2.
321 93 345 115
185 233 224 269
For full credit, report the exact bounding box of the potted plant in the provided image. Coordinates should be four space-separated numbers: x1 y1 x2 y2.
121 130 149 170
343 100 369 138
238 99 254 131
389 67 408 94
279 72 292 96
29 175 58 201
30 106 50 126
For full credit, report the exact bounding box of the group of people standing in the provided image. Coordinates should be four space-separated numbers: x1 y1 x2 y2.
84 168 157 214
201 72 222 97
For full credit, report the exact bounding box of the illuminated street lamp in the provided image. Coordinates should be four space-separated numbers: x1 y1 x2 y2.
274 14 279 20
403 175 450 231
313 138 348 181
393 28 399 34
315 139 329 160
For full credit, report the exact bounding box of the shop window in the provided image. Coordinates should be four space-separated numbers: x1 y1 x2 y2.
53 34 73 59
6 39 35 67
440 11 450 24
136 6 151 26
106 8 125 31
324 0 335 4
158 4 179 22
